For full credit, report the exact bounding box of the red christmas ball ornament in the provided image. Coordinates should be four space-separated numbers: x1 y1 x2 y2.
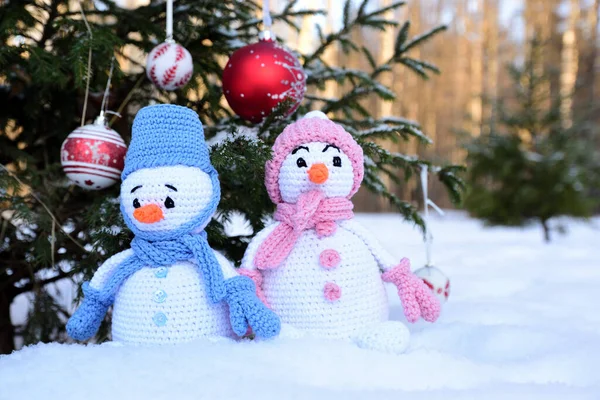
222 38 306 123
146 41 194 91
60 115 127 190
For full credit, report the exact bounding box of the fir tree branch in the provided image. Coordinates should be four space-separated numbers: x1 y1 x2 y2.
0 165 87 252
109 73 145 126
14 270 74 297
36 0 58 47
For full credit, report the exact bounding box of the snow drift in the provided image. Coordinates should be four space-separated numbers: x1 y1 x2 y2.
1 213 598 400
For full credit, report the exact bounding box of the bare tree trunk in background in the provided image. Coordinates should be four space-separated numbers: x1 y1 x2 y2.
405 0 421 132
398 0 422 203
467 0 483 137
376 0 396 210
321 0 337 102
455 0 469 134
379 0 395 118
450 0 473 167
586 0 599 104
523 0 559 142
560 0 580 128
594 0 600 102
571 0 598 118
524 0 556 42
423 0 444 148
482 0 499 133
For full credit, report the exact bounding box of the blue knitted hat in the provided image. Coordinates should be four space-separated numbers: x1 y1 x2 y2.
122 104 215 179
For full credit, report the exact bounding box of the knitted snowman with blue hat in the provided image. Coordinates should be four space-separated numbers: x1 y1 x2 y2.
67 104 280 344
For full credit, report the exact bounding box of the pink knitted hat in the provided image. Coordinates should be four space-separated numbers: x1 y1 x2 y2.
265 113 364 204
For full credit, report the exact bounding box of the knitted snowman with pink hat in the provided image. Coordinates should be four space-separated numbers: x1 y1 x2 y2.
240 111 441 354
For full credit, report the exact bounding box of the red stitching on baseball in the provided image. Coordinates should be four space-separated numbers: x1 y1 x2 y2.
162 64 178 86
175 46 185 62
149 65 159 86
152 43 170 60
422 279 434 291
174 71 192 87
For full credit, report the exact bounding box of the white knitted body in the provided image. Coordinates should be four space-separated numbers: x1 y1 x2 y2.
244 221 389 339
91 250 236 344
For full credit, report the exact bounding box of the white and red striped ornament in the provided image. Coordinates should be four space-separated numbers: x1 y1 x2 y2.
60 116 127 190
146 41 193 91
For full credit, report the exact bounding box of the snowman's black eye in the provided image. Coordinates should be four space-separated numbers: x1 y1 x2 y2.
133 199 141 208
164 196 175 209
333 156 342 167
296 158 307 168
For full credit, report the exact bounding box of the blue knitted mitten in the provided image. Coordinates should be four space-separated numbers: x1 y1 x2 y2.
66 282 112 341
225 276 281 339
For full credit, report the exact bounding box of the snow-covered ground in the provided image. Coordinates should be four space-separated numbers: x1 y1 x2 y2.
1 212 599 400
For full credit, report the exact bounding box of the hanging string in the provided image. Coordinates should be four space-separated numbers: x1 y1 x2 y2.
100 57 116 115
420 165 445 267
263 0 272 30
78 3 93 127
166 0 174 42
260 0 275 40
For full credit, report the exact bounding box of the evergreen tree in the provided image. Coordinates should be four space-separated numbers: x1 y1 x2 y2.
464 39 600 242
0 0 462 354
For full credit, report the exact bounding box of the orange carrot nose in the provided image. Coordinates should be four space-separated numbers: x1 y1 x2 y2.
308 163 329 184
133 203 164 224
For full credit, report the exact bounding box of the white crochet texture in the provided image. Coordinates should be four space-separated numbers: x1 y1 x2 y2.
91 249 237 344
354 321 410 354
88 165 237 344
338 219 398 271
242 221 389 340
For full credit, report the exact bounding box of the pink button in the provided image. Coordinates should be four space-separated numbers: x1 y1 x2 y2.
324 282 341 302
319 249 341 270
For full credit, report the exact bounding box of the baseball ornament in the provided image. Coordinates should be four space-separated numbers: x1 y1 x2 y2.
414 266 450 303
222 38 306 123
146 41 193 91
60 115 127 190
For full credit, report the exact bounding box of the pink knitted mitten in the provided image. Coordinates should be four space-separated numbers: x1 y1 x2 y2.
238 269 270 308
382 258 441 323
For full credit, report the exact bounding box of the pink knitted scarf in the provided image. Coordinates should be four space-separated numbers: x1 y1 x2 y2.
254 190 354 270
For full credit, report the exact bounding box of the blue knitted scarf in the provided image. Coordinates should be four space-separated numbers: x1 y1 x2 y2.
97 231 226 305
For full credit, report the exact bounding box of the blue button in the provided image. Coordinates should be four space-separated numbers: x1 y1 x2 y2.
152 312 167 327
154 267 168 278
153 289 167 303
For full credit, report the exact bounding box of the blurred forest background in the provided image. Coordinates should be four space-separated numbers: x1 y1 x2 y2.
271 0 599 211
